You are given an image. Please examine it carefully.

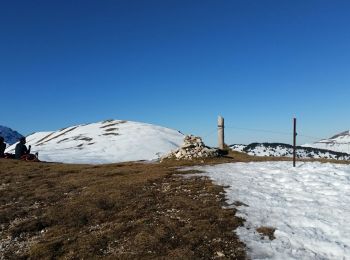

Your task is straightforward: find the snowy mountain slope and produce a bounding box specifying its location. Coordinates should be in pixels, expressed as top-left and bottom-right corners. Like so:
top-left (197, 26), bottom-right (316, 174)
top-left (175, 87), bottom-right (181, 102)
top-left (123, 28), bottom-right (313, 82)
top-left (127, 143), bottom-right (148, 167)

top-left (0, 125), bottom-right (23, 145)
top-left (6, 120), bottom-right (184, 164)
top-left (230, 142), bottom-right (350, 160)
top-left (303, 130), bottom-right (350, 154)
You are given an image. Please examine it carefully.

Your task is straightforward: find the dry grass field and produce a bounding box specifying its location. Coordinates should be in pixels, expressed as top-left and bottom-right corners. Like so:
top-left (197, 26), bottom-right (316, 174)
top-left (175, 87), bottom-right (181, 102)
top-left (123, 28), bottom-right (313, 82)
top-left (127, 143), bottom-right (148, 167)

top-left (0, 152), bottom-right (248, 259)
top-left (1, 151), bottom-right (348, 259)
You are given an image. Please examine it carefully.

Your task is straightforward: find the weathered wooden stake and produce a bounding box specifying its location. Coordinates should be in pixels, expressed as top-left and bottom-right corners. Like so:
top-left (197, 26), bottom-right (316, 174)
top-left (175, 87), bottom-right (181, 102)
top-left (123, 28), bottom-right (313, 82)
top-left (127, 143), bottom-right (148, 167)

top-left (218, 116), bottom-right (225, 150)
top-left (293, 117), bottom-right (297, 167)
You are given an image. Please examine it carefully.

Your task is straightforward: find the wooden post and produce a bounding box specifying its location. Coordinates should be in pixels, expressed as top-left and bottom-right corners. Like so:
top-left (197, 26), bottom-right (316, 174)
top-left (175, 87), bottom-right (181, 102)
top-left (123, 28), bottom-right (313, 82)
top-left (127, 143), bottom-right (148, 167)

top-left (218, 116), bottom-right (224, 150)
top-left (293, 117), bottom-right (297, 167)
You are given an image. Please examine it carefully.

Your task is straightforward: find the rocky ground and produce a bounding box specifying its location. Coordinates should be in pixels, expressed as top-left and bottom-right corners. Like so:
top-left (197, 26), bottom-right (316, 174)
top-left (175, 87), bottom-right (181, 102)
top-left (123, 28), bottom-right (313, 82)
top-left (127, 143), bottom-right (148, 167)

top-left (161, 135), bottom-right (219, 161)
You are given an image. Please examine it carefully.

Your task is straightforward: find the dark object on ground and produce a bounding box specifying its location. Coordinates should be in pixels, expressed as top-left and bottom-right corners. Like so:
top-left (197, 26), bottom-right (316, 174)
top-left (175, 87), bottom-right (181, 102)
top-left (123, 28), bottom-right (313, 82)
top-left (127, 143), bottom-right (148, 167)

top-left (218, 149), bottom-right (229, 156)
top-left (0, 136), bottom-right (5, 158)
top-left (3, 152), bottom-right (39, 162)
top-left (4, 153), bottom-right (15, 159)
top-left (21, 153), bottom-right (40, 162)
top-left (15, 138), bottom-right (31, 159)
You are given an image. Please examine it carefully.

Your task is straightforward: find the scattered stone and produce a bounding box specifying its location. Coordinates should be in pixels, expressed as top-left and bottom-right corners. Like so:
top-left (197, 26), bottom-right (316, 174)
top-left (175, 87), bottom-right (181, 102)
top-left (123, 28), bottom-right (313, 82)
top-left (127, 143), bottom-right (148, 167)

top-left (161, 135), bottom-right (219, 161)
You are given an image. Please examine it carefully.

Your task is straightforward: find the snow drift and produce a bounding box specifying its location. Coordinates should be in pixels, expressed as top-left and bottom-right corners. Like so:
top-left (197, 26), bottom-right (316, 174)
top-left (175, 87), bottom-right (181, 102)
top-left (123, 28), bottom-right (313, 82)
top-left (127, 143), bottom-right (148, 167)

top-left (6, 120), bottom-right (184, 164)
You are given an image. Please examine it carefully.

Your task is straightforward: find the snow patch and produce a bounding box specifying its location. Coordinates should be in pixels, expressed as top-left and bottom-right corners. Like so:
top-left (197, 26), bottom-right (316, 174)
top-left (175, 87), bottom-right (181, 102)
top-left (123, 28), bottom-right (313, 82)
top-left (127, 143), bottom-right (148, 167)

top-left (187, 161), bottom-right (350, 259)
top-left (231, 143), bottom-right (350, 161)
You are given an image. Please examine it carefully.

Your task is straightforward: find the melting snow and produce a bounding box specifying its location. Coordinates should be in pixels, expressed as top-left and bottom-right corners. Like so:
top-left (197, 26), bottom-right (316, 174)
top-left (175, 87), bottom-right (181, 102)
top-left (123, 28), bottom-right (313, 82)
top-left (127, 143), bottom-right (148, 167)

top-left (188, 161), bottom-right (350, 259)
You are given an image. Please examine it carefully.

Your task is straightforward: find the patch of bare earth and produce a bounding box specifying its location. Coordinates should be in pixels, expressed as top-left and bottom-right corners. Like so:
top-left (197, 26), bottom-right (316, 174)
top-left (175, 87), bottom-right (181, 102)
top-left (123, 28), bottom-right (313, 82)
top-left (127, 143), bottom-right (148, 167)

top-left (36, 127), bottom-right (79, 146)
top-left (256, 226), bottom-right (276, 240)
top-left (0, 155), bottom-right (247, 259)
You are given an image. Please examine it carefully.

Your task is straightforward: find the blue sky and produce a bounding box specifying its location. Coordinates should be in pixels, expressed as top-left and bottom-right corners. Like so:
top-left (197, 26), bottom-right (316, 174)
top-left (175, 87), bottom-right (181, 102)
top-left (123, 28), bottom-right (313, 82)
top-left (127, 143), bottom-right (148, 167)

top-left (1, 0), bottom-right (349, 146)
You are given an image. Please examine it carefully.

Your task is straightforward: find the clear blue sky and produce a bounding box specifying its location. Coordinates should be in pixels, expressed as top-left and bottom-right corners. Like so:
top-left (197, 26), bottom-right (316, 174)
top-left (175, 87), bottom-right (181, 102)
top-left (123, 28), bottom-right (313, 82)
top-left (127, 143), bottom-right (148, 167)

top-left (1, 0), bottom-right (349, 146)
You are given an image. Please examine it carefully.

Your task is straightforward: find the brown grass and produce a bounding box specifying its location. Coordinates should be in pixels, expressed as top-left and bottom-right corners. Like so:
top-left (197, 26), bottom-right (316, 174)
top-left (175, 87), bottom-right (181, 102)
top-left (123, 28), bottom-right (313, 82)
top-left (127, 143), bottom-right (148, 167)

top-left (101, 120), bottom-right (127, 125)
top-left (0, 157), bottom-right (247, 259)
top-left (102, 133), bottom-right (119, 136)
top-left (37, 127), bottom-right (79, 145)
top-left (100, 123), bottom-right (118, 129)
top-left (256, 226), bottom-right (276, 240)
top-left (56, 138), bottom-right (69, 144)
top-left (35, 133), bottom-right (55, 145)
top-left (104, 128), bottom-right (118, 132)
top-left (73, 136), bottom-right (93, 142)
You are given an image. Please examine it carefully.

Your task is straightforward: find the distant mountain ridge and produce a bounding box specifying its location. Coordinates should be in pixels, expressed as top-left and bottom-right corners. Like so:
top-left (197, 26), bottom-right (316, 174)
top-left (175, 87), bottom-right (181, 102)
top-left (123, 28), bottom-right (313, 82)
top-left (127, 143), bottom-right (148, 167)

top-left (6, 119), bottom-right (184, 164)
top-left (303, 130), bottom-right (350, 154)
top-left (329, 130), bottom-right (350, 140)
top-left (231, 142), bottom-right (350, 161)
top-left (0, 125), bottom-right (23, 145)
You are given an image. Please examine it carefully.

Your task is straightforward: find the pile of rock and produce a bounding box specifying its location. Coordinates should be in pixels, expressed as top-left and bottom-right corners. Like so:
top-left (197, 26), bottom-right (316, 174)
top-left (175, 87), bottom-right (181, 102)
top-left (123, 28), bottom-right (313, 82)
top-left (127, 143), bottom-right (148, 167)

top-left (161, 135), bottom-right (219, 161)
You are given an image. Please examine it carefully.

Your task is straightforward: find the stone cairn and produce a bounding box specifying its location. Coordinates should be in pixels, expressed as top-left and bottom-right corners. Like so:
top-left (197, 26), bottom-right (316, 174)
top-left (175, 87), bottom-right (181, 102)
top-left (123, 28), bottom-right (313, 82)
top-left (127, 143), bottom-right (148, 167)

top-left (161, 135), bottom-right (219, 161)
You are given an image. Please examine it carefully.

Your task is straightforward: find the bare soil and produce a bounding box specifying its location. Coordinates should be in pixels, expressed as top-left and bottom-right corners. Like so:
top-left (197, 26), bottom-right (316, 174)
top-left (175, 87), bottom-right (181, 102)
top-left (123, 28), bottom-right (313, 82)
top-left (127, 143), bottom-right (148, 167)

top-left (256, 227), bottom-right (276, 240)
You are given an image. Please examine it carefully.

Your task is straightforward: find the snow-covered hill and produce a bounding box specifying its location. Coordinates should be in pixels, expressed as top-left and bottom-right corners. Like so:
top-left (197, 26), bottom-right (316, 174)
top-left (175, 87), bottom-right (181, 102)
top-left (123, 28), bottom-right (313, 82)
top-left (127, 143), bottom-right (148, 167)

top-left (303, 130), bottom-right (350, 154)
top-left (6, 120), bottom-right (184, 164)
top-left (0, 126), bottom-right (23, 145)
top-left (231, 142), bottom-right (350, 160)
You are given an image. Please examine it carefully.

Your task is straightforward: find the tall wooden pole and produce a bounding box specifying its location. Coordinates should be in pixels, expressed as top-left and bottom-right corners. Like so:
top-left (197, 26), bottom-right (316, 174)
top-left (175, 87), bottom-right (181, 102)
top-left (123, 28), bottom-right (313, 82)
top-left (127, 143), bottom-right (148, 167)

top-left (218, 116), bottom-right (225, 150)
top-left (293, 117), bottom-right (297, 167)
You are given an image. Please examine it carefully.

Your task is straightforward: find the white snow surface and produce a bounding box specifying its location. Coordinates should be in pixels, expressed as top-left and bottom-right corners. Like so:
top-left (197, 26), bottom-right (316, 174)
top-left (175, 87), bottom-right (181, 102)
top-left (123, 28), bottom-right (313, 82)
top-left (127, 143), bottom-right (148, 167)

top-left (187, 161), bottom-right (350, 259)
top-left (6, 120), bottom-right (184, 164)
top-left (230, 143), bottom-right (350, 160)
top-left (304, 130), bottom-right (350, 154)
